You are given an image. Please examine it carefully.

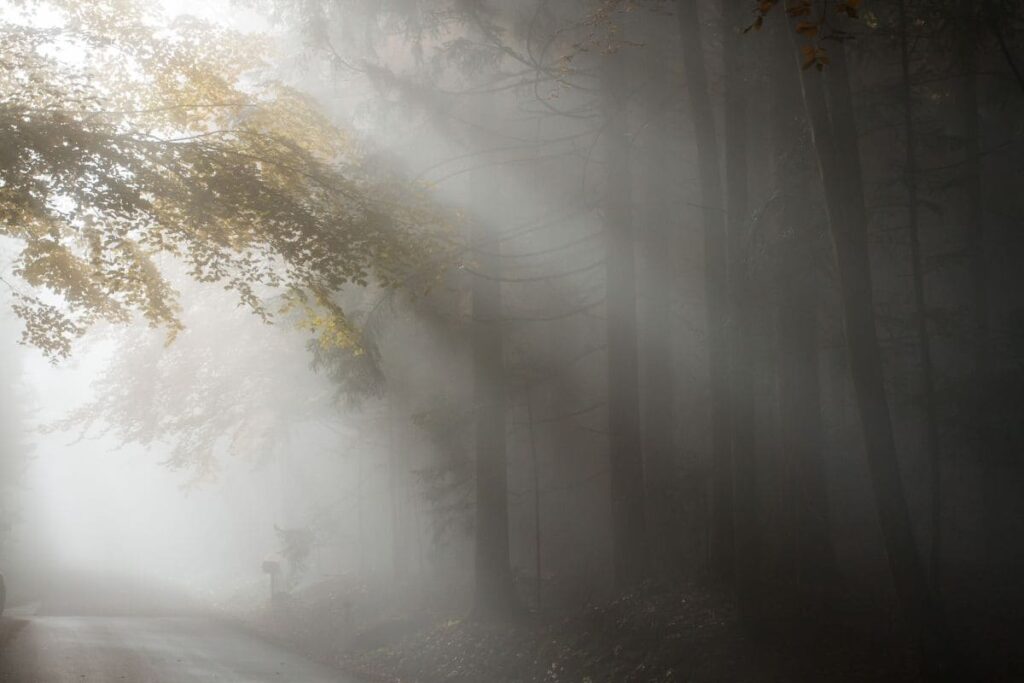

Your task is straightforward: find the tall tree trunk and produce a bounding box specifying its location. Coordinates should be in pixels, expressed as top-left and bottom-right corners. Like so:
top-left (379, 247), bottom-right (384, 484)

top-left (897, 0), bottom-right (943, 586)
top-left (720, 0), bottom-right (757, 617)
top-left (959, 3), bottom-right (989, 386)
top-left (788, 22), bottom-right (947, 674)
top-left (768, 17), bottom-right (836, 614)
top-left (525, 388), bottom-right (542, 610)
top-left (389, 397), bottom-right (407, 585)
top-left (470, 166), bottom-right (516, 617)
top-left (639, 58), bottom-right (680, 579)
top-left (676, 0), bottom-right (733, 582)
top-left (957, 0), bottom-right (1004, 602)
top-left (602, 50), bottom-right (648, 590)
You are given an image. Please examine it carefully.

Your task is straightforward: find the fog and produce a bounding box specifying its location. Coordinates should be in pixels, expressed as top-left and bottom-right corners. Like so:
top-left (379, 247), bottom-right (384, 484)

top-left (1, 1), bottom-right (1022, 681)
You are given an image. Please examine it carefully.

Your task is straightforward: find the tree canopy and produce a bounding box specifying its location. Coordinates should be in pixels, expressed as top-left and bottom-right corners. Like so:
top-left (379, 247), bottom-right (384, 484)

top-left (0, 0), bottom-right (448, 359)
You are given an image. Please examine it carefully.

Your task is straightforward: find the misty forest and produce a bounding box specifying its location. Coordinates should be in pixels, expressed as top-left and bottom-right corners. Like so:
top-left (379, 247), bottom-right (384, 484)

top-left (0, 0), bottom-right (1022, 681)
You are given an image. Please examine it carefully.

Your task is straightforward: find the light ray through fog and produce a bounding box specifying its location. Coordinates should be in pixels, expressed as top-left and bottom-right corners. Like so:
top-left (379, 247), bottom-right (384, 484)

top-left (1, 1), bottom-right (1022, 680)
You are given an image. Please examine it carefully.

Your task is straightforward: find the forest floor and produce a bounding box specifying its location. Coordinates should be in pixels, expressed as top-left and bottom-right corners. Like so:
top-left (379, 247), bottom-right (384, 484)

top-left (235, 577), bottom-right (948, 682)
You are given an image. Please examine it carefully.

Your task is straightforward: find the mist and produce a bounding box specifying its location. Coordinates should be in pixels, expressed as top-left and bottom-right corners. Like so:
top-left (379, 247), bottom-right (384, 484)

top-left (0, 1), bottom-right (1022, 681)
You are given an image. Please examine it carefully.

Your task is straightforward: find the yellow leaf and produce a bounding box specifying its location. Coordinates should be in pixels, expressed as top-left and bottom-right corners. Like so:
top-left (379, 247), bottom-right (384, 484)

top-left (796, 20), bottom-right (819, 37)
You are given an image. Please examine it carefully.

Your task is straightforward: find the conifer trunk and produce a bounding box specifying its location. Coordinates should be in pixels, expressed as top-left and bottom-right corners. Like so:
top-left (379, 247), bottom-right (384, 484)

top-left (639, 56), bottom-right (680, 578)
top-left (768, 17), bottom-right (836, 612)
top-left (470, 220), bottom-right (516, 615)
top-left (676, 0), bottom-right (733, 581)
top-left (602, 49), bottom-right (648, 590)
top-left (790, 26), bottom-right (948, 675)
top-left (469, 97), bottom-right (516, 615)
top-left (897, 0), bottom-right (942, 584)
top-left (720, 0), bottom-right (757, 618)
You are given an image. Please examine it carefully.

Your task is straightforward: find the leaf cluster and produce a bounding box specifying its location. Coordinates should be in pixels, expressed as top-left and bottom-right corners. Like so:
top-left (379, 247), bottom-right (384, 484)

top-left (0, 0), bottom-right (451, 359)
top-left (746, 0), bottom-right (871, 71)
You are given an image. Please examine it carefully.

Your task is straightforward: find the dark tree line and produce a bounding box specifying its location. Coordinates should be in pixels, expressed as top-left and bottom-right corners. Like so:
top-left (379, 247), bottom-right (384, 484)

top-left (229, 3), bottom-right (1024, 676)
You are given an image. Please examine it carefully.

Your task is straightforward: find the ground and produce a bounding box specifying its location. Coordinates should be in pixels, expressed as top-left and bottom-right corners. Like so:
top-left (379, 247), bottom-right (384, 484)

top-left (3, 572), bottom-right (1016, 681)
top-left (241, 579), bottom-right (934, 683)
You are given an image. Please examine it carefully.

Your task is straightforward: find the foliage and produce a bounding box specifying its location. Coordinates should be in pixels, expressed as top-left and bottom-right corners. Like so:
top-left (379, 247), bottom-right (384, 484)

top-left (746, 0), bottom-right (873, 70)
top-left (410, 396), bottom-right (474, 543)
top-left (0, 0), bottom-right (448, 360)
top-left (47, 292), bottom-right (339, 479)
top-left (304, 286), bottom-right (389, 409)
top-left (307, 332), bottom-right (386, 409)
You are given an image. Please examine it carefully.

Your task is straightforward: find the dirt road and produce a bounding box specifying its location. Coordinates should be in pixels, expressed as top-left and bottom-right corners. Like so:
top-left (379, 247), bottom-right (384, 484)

top-left (0, 616), bottom-right (363, 682)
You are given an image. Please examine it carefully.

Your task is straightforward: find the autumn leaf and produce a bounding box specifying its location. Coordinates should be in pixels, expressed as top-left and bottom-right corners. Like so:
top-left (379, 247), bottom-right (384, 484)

top-left (786, 0), bottom-right (812, 17)
top-left (800, 44), bottom-right (829, 71)
top-left (795, 20), bottom-right (819, 37)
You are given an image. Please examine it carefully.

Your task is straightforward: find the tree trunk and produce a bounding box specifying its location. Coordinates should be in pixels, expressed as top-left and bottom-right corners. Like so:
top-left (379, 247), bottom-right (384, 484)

top-left (525, 388), bottom-right (542, 610)
top-left (720, 0), bottom-right (757, 618)
top-left (389, 397), bottom-right (407, 585)
top-left (897, 0), bottom-right (943, 586)
top-left (639, 56), bottom-right (680, 579)
top-left (676, 0), bottom-right (733, 582)
top-left (959, 2), bottom-right (989, 385)
top-left (957, 0), bottom-right (1005, 608)
top-left (470, 182), bottom-right (516, 617)
top-left (768, 17), bottom-right (837, 613)
top-left (602, 50), bottom-right (648, 590)
top-left (789, 23), bottom-right (948, 674)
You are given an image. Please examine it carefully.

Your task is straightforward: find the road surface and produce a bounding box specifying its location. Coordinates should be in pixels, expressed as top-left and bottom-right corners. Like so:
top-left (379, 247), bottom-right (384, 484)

top-left (0, 616), bottom-right (364, 682)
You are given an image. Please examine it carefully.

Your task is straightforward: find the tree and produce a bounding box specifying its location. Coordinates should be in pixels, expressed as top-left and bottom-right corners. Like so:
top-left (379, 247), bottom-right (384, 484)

top-left (779, 11), bottom-right (951, 677)
top-left (50, 288), bottom-right (344, 480)
top-left (469, 206), bottom-right (517, 614)
top-left (0, 0), bottom-right (443, 360)
top-left (895, 0), bottom-right (942, 584)
top-left (0, 320), bottom-right (29, 555)
top-left (633, 21), bottom-right (682, 579)
top-left (767, 13), bottom-right (836, 615)
top-left (675, 0), bottom-right (733, 582)
top-left (720, 0), bottom-right (759, 618)
top-left (601, 40), bottom-right (648, 590)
